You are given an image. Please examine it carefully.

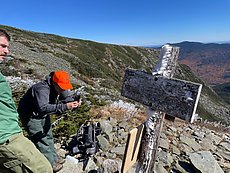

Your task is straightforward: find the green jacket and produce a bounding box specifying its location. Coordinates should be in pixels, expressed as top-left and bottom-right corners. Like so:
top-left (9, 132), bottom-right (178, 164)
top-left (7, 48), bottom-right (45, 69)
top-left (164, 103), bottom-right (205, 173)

top-left (0, 72), bottom-right (21, 144)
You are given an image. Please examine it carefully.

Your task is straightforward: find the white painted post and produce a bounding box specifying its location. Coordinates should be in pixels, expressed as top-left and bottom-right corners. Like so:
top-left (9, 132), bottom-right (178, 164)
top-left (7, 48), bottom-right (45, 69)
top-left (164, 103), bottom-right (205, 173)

top-left (137, 44), bottom-right (179, 173)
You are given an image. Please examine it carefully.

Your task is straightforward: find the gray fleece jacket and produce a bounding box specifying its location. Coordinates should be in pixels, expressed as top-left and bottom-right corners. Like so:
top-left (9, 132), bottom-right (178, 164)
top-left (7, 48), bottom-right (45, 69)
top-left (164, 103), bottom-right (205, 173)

top-left (18, 74), bottom-right (68, 119)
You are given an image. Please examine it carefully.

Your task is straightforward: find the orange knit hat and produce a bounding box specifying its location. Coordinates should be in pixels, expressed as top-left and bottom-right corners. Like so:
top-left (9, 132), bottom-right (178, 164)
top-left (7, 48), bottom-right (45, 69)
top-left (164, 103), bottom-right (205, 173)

top-left (52, 71), bottom-right (73, 90)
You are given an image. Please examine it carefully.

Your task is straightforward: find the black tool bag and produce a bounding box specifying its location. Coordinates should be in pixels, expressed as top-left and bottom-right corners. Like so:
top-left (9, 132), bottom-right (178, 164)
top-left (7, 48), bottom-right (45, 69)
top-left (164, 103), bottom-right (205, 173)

top-left (67, 121), bottom-right (101, 159)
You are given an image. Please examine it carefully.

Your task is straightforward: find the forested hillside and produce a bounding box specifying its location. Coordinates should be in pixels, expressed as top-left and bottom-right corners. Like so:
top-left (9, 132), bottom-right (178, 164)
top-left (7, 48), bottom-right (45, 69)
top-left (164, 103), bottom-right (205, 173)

top-left (174, 41), bottom-right (230, 85)
top-left (172, 41), bottom-right (230, 105)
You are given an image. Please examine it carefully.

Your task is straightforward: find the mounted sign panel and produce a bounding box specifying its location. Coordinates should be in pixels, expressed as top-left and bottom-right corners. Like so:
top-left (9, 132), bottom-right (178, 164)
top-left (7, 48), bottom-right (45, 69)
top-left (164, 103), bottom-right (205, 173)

top-left (121, 69), bottom-right (202, 122)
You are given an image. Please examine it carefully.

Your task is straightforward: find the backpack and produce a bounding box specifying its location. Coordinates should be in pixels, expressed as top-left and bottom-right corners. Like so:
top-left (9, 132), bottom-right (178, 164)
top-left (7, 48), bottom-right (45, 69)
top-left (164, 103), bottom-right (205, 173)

top-left (67, 121), bottom-right (101, 159)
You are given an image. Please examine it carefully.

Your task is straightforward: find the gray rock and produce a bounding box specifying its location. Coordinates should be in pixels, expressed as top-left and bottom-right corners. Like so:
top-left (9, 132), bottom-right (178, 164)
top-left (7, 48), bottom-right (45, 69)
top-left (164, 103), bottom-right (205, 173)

top-left (216, 149), bottom-right (230, 161)
top-left (206, 133), bottom-right (222, 145)
top-left (158, 138), bottom-right (170, 150)
top-left (180, 136), bottom-right (202, 151)
top-left (154, 161), bottom-right (168, 173)
top-left (97, 135), bottom-right (110, 151)
top-left (110, 146), bottom-right (126, 155)
top-left (100, 120), bottom-right (113, 135)
top-left (157, 149), bottom-right (174, 167)
top-left (172, 145), bottom-right (180, 156)
top-left (189, 151), bottom-right (224, 173)
top-left (217, 161), bottom-right (230, 172)
top-left (119, 121), bottom-right (129, 131)
top-left (102, 159), bottom-right (122, 173)
top-left (106, 132), bottom-right (117, 143)
top-left (200, 138), bottom-right (217, 151)
top-left (60, 156), bottom-right (98, 173)
top-left (180, 143), bottom-right (193, 154)
top-left (93, 155), bottom-right (104, 166)
top-left (192, 131), bottom-right (206, 139)
top-left (160, 132), bottom-right (168, 139)
top-left (167, 126), bottom-right (177, 133)
top-left (219, 141), bottom-right (230, 152)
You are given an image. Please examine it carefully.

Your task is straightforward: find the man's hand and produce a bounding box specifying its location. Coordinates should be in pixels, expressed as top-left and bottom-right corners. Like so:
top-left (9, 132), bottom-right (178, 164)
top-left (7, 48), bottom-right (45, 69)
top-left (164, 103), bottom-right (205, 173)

top-left (66, 100), bottom-right (81, 110)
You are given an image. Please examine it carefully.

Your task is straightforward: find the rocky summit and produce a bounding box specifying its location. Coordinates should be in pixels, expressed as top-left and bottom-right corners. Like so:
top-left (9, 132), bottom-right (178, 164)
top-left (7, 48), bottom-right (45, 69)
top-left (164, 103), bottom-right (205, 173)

top-left (55, 102), bottom-right (230, 173)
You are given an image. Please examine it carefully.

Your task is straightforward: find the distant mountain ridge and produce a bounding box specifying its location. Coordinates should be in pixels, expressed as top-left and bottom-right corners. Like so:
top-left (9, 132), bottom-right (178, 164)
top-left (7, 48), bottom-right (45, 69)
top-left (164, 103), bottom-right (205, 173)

top-left (173, 41), bottom-right (230, 85)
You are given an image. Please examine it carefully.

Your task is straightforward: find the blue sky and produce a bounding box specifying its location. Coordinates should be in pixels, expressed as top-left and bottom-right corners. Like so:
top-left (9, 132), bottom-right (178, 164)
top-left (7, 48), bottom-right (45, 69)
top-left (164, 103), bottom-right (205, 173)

top-left (1, 0), bottom-right (230, 46)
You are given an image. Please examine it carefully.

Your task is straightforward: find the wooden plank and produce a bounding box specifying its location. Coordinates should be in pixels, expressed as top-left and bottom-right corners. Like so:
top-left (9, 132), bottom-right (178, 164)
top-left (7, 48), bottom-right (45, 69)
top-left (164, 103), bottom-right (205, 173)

top-left (121, 69), bottom-right (202, 122)
top-left (121, 124), bottom-right (144, 173)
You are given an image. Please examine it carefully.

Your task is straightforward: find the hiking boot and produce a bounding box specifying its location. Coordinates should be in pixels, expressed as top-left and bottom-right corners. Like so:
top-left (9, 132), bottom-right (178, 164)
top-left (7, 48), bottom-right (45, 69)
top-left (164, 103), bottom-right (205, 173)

top-left (53, 162), bottom-right (63, 172)
top-left (56, 157), bottom-right (65, 164)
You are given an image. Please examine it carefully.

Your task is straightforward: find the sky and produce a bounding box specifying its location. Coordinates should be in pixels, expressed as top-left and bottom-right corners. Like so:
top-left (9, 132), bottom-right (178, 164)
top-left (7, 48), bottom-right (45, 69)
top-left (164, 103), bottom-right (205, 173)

top-left (1, 0), bottom-right (230, 46)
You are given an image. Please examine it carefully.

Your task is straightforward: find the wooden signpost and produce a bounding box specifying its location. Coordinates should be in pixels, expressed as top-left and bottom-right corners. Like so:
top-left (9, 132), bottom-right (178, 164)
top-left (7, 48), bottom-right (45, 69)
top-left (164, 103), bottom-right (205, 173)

top-left (122, 69), bottom-right (202, 122)
top-left (121, 44), bottom-right (202, 173)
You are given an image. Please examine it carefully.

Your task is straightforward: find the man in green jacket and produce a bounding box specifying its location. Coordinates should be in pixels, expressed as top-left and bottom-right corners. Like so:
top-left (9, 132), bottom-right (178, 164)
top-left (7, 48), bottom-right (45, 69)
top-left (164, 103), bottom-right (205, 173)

top-left (0, 29), bottom-right (53, 173)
